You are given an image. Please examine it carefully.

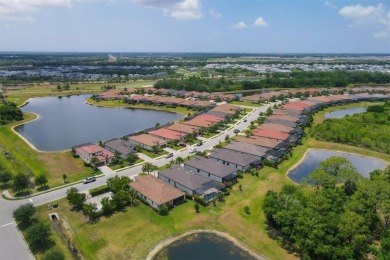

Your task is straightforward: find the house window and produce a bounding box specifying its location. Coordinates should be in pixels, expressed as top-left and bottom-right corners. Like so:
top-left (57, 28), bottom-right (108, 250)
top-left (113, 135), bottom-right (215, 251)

top-left (197, 169), bottom-right (200, 173)
top-left (227, 162), bottom-right (230, 166)
top-left (208, 173), bottom-right (210, 177)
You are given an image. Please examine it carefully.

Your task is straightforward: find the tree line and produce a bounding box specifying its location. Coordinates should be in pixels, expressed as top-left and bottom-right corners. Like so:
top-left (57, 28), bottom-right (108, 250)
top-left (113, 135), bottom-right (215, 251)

top-left (311, 102), bottom-right (390, 154)
top-left (263, 156), bottom-right (390, 259)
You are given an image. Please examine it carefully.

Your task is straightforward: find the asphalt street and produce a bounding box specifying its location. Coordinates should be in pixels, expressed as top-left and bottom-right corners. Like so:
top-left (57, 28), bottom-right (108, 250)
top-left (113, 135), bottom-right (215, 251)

top-left (0, 104), bottom-right (269, 259)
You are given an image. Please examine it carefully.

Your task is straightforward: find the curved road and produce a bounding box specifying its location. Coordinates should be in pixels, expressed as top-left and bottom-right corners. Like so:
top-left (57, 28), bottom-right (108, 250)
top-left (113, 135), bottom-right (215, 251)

top-left (0, 104), bottom-right (269, 259)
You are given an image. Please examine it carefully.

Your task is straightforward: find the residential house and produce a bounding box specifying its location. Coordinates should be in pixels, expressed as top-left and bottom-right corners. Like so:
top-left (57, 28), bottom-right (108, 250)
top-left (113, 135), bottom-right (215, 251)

top-left (158, 164), bottom-right (224, 201)
top-left (184, 157), bottom-right (238, 185)
top-left (166, 123), bottom-right (199, 135)
top-left (73, 144), bottom-right (115, 166)
top-left (209, 148), bottom-right (262, 171)
top-left (148, 128), bottom-right (185, 142)
top-left (104, 138), bottom-right (135, 159)
top-left (223, 141), bottom-right (268, 160)
top-left (129, 175), bottom-right (185, 210)
top-left (128, 134), bottom-right (167, 151)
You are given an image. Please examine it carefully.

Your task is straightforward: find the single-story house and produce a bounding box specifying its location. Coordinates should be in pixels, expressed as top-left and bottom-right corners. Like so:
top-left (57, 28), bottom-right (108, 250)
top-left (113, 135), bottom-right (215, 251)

top-left (73, 144), bottom-right (115, 166)
top-left (166, 123), bottom-right (200, 135)
top-left (104, 138), bottom-right (135, 159)
top-left (223, 141), bottom-right (268, 160)
top-left (252, 129), bottom-right (290, 141)
top-left (148, 128), bottom-right (185, 141)
top-left (129, 175), bottom-right (185, 210)
top-left (209, 148), bottom-right (262, 171)
top-left (128, 134), bottom-right (167, 151)
top-left (234, 136), bottom-right (283, 150)
top-left (158, 164), bottom-right (224, 201)
top-left (266, 118), bottom-right (298, 128)
top-left (184, 157), bottom-right (238, 186)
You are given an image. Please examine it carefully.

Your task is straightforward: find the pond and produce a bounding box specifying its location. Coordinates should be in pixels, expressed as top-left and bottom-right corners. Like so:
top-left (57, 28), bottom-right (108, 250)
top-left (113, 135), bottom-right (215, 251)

top-left (153, 233), bottom-right (256, 260)
top-left (324, 107), bottom-right (366, 118)
top-left (17, 95), bottom-right (183, 151)
top-left (288, 149), bottom-right (388, 183)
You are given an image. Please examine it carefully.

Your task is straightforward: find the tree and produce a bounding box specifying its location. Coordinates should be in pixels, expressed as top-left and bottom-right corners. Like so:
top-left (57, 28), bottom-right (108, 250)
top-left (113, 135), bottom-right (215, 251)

top-left (12, 173), bottom-right (29, 192)
top-left (101, 197), bottom-right (114, 215)
top-left (66, 187), bottom-right (86, 210)
top-left (194, 203), bottom-right (200, 213)
top-left (155, 122), bottom-right (160, 129)
top-left (142, 162), bottom-right (158, 175)
top-left (62, 174), bottom-right (67, 183)
top-left (90, 157), bottom-right (99, 169)
top-left (41, 249), bottom-right (65, 260)
top-left (175, 157), bottom-right (184, 164)
top-left (112, 190), bottom-right (128, 209)
top-left (107, 176), bottom-right (131, 193)
top-left (126, 189), bottom-right (138, 206)
top-left (13, 203), bottom-right (36, 225)
top-left (0, 170), bottom-right (12, 185)
top-left (35, 174), bottom-right (48, 188)
top-left (26, 222), bottom-right (52, 249)
top-left (83, 203), bottom-right (98, 221)
top-left (244, 206), bottom-right (251, 215)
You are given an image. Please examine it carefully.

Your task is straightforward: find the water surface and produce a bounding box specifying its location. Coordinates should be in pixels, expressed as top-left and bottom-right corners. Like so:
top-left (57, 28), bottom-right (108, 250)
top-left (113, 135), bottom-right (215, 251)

top-left (288, 149), bottom-right (388, 183)
top-left (154, 233), bottom-right (255, 260)
top-left (17, 95), bottom-right (183, 151)
top-left (324, 107), bottom-right (366, 119)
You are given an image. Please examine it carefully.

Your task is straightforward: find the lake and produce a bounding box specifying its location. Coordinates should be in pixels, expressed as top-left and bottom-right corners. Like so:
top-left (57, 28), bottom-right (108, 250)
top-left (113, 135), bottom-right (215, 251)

top-left (288, 149), bottom-right (388, 183)
top-left (153, 233), bottom-right (256, 260)
top-left (17, 95), bottom-right (183, 151)
top-left (324, 107), bottom-right (366, 118)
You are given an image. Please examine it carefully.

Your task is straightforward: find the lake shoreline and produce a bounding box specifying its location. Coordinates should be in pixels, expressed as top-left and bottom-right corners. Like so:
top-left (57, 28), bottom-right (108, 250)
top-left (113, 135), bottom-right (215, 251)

top-left (286, 148), bottom-right (389, 184)
top-left (146, 229), bottom-right (267, 260)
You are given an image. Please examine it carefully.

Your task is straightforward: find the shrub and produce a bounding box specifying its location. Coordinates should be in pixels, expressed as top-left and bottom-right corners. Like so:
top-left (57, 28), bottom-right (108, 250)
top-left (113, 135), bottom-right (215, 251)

top-left (159, 205), bottom-right (169, 216)
top-left (25, 222), bottom-right (52, 249)
top-left (13, 203), bottom-right (36, 226)
top-left (89, 185), bottom-right (110, 197)
top-left (194, 195), bottom-right (207, 206)
top-left (244, 206), bottom-right (251, 215)
top-left (41, 249), bottom-right (65, 260)
top-left (194, 203), bottom-right (200, 213)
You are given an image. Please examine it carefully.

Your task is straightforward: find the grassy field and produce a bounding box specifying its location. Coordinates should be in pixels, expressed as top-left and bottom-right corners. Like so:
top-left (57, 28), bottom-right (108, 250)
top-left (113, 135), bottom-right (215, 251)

top-left (230, 100), bottom-right (262, 107)
top-left (5, 81), bottom-right (155, 106)
top-left (86, 98), bottom-right (195, 116)
top-left (0, 113), bottom-right (92, 192)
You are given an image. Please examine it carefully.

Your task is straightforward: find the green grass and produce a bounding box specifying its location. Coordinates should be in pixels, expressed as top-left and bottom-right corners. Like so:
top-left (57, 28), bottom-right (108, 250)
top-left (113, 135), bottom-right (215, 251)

top-left (230, 101), bottom-right (263, 107)
top-left (108, 159), bottom-right (144, 170)
top-left (87, 98), bottom-right (196, 116)
top-left (202, 132), bottom-right (220, 139)
top-left (140, 149), bottom-right (168, 159)
top-left (0, 113), bottom-right (91, 192)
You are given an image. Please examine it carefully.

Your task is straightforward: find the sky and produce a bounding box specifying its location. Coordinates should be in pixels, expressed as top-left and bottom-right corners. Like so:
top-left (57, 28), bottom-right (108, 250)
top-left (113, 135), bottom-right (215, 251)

top-left (0, 0), bottom-right (389, 53)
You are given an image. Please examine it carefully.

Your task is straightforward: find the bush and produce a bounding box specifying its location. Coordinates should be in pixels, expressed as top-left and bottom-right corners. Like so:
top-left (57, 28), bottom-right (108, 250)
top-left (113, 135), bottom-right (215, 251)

top-left (194, 203), bottom-right (200, 213)
top-left (83, 162), bottom-right (90, 167)
top-left (194, 195), bottom-right (207, 206)
top-left (244, 206), bottom-right (251, 215)
top-left (13, 203), bottom-right (36, 226)
top-left (25, 222), bottom-right (52, 249)
top-left (159, 205), bottom-right (169, 216)
top-left (89, 185), bottom-right (110, 197)
top-left (41, 249), bottom-right (65, 260)
top-left (367, 105), bottom-right (385, 113)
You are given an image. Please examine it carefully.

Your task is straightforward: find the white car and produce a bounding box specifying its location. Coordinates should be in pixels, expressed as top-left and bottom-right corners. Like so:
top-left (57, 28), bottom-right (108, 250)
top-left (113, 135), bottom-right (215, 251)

top-left (83, 176), bottom-right (96, 184)
top-left (189, 147), bottom-right (197, 154)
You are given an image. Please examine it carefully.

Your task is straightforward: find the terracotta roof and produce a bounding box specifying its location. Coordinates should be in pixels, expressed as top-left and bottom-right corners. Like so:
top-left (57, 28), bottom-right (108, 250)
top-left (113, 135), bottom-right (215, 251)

top-left (98, 89), bottom-right (124, 99)
top-left (257, 123), bottom-right (294, 133)
top-left (75, 144), bottom-right (114, 159)
top-left (252, 129), bottom-right (290, 141)
top-left (148, 128), bottom-right (185, 141)
top-left (166, 123), bottom-right (199, 134)
top-left (130, 175), bottom-right (185, 206)
top-left (128, 134), bottom-right (167, 147)
top-left (194, 113), bottom-right (223, 123)
top-left (267, 114), bottom-right (299, 122)
top-left (282, 102), bottom-right (311, 111)
top-left (235, 136), bottom-right (282, 149)
top-left (182, 118), bottom-right (214, 128)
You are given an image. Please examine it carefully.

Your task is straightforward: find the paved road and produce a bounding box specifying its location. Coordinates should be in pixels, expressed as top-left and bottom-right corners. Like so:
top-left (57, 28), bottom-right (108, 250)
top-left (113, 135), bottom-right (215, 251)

top-left (0, 104), bottom-right (269, 259)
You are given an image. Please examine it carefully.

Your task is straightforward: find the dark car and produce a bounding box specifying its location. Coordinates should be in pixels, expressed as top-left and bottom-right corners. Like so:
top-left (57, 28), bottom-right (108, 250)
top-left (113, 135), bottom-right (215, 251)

top-left (197, 141), bottom-right (203, 146)
top-left (83, 176), bottom-right (96, 184)
top-left (243, 119), bottom-right (247, 122)
top-left (165, 153), bottom-right (174, 159)
top-left (233, 129), bottom-right (240, 134)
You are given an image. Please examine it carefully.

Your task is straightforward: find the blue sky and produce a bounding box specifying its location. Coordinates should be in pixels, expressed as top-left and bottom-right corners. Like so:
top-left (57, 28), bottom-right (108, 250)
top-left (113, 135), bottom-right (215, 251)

top-left (0, 0), bottom-right (389, 53)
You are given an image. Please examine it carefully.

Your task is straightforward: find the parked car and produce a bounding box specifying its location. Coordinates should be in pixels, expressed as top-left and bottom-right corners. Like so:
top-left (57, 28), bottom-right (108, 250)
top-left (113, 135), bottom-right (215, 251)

top-left (178, 142), bottom-right (186, 147)
top-left (196, 141), bottom-right (203, 146)
top-left (83, 176), bottom-right (96, 184)
top-left (233, 129), bottom-right (240, 134)
top-left (165, 153), bottom-right (174, 159)
top-left (243, 119), bottom-right (247, 122)
top-left (189, 147), bottom-right (197, 154)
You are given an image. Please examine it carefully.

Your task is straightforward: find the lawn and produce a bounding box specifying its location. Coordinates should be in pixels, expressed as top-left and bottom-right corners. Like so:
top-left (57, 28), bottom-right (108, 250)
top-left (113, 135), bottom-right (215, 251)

top-left (230, 101), bottom-right (263, 107)
top-left (108, 159), bottom-right (144, 170)
top-left (0, 113), bottom-right (92, 192)
top-left (140, 149), bottom-right (168, 159)
top-left (87, 98), bottom-right (196, 116)
top-left (5, 81), bottom-right (156, 106)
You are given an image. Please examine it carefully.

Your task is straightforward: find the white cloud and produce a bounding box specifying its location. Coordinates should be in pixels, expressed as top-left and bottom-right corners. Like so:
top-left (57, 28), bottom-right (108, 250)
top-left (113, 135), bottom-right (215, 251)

top-left (339, 3), bottom-right (390, 39)
top-left (231, 21), bottom-right (247, 30)
top-left (133, 0), bottom-right (202, 20)
top-left (253, 16), bottom-right (268, 28)
top-left (324, 1), bottom-right (337, 9)
top-left (0, 0), bottom-right (72, 20)
top-left (209, 9), bottom-right (221, 19)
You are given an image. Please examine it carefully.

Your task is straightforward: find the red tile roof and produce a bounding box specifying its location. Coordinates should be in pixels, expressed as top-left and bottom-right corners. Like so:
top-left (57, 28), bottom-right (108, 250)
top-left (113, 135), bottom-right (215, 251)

top-left (195, 113), bottom-right (224, 123)
top-left (257, 123), bottom-right (294, 133)
top-left (148, 128), bottom-right (185, 141)
top-left (75, 144), bottom-right (114, 160)
top-left (167, 123), bottom-right (199, 134)
top-left (128, 134), bottom-right (167, 147)
top-left (252, 129), bottom-right (290, 140)
top-left (130, 175), bottom-right (185, 206)
top-left (235, 136), bottom-right (282, 148)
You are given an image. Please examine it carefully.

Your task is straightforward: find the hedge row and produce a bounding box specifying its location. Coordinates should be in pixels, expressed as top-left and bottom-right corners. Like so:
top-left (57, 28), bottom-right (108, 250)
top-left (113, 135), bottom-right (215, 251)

top-left (89, 185), bottom-right (110, 197)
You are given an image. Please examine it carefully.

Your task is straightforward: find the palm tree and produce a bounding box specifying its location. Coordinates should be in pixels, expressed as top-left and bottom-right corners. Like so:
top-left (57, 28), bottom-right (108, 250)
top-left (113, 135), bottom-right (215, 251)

top-left (142, 162), bottom-right (158, 175)
top-left (90, 157), bottom-right (99, 170)
top-left (126, 189), bottom-right (138, 206)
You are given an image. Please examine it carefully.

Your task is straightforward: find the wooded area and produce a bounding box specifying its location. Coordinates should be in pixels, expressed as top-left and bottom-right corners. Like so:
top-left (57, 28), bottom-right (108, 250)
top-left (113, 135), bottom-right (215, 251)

top-left (311, 103), bottom-right (390, 154)
top-left (262, 157), bottom-right (390, 259)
